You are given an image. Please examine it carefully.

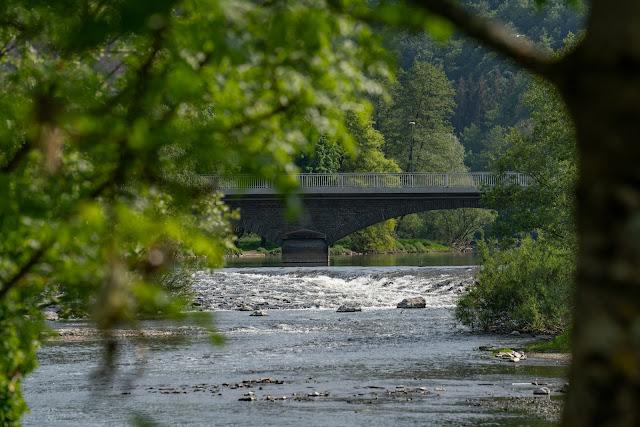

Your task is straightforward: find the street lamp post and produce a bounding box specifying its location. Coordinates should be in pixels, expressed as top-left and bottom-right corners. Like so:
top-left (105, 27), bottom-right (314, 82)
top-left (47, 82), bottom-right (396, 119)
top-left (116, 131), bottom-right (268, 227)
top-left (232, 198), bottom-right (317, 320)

top-left (409, 121), bottom-right (416, 173)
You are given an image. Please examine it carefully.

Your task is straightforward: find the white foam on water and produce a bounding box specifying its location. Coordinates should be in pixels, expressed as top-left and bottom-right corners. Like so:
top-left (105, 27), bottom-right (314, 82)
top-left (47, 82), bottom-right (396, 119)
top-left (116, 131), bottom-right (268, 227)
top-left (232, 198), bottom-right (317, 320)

top-left (193, 266), bottom-right (476, 310)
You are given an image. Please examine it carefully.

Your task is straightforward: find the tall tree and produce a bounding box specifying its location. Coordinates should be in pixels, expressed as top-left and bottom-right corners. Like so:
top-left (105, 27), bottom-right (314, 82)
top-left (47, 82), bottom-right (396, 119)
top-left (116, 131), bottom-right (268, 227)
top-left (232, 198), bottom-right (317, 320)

top-left (456, 79), bottom-right (576, 333)
top-left (379, 61), bottom-right (464, 172)
top-left (298, 107), bottom-right (401, 253)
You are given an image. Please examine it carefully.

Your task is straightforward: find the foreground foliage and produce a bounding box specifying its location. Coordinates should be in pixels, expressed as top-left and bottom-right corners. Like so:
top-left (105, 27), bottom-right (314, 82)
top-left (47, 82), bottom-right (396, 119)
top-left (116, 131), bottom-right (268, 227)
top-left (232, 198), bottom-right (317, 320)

top-left (0, 0), bottom-right (390, 422)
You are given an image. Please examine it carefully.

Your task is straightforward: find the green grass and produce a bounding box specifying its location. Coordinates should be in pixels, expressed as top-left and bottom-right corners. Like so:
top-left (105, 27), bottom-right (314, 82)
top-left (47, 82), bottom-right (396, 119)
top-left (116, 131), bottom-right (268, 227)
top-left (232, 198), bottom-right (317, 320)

top-left (490, 347), bottom-right (513, 356)
top-left (527, 329), bottom-right (572, 353)
top-left (395, 239), bottom-right (452, 252)
top-left (330, 238), bottom-right (452, 254)
top-left (329, 244), bottom-right (350, 255)
top-left (235, 235), bottom-right (280, 252)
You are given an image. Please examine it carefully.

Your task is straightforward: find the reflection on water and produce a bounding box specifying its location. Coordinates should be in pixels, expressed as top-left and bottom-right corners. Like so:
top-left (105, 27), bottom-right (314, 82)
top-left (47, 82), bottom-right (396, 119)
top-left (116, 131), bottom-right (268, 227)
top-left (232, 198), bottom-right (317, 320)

top-left (224, 251), bottom-right (477, 268)
top-left (332, 252), bottom-right (477, 267)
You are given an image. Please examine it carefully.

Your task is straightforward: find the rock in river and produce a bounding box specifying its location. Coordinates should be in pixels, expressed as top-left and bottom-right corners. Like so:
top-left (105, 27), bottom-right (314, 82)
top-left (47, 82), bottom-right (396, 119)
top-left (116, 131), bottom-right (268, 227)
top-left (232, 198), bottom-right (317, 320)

top-left (396, 297), bottom-right (426, 309)
top-left (534, 387), bottom-right (551, 395)
top-left (337, 305), bottom-right (361, 312)
top-left (250, 310), bottom-right (268, 316)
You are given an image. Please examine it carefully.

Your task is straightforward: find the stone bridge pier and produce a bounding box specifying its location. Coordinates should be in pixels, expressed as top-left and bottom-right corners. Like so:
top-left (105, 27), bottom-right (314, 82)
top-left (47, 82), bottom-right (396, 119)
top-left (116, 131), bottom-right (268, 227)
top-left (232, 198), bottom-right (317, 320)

top-left (224, 192), bottom-right (482, 266)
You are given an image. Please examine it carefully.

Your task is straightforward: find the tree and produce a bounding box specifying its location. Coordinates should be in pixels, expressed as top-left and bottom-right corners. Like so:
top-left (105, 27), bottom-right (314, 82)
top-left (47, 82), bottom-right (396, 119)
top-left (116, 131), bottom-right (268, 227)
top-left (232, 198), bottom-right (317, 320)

top-left (347, 217), bottom-right (398, 253)
top-left (380, 61), bottom-right (464, 172)
top-left (486, 79), bottom-right (576, 246)
top-left (0, 1), bottom-right (392, 421)
top-left (368, 0), bottom-right (640, 423)
top-left (296, 136), bottom-right (343, 173)
top-left (374, 58), bottom-right (477, 244)
top-left (339, 108), bottom-right (400, 173)
top-left (332, 107), bottom-right (402, 253)
top-left (456, 79), bottom-right (576, 334)
top-left (426, 208), bottom-right (497, 247)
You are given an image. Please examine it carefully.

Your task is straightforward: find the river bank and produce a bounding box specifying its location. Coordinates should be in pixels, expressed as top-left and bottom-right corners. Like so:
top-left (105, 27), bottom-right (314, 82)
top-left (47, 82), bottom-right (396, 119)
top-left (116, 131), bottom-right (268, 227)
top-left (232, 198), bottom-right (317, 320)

top-left (231, 236), bottom-right (463, 258)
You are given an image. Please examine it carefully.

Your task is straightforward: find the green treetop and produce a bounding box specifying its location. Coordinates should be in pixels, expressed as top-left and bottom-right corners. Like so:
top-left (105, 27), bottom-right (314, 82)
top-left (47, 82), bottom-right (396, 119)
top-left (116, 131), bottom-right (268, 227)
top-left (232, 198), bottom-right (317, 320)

top-left (376, 61), bottom-right (465, 172)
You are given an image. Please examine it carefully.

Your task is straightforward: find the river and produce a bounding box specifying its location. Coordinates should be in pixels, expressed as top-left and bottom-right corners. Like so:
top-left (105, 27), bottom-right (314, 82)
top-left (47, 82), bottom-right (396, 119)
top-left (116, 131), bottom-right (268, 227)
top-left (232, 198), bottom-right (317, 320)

top-left (23, 253), bottom-right (568, 426)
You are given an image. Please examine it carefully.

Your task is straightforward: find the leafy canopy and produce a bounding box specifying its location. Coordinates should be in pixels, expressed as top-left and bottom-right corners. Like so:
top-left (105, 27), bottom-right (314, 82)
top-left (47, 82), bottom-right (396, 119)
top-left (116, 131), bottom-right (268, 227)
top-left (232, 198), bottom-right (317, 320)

top-left (0, 0), bottom-right (392, 422)
top-left (456, 80), bottom-right (577, 333)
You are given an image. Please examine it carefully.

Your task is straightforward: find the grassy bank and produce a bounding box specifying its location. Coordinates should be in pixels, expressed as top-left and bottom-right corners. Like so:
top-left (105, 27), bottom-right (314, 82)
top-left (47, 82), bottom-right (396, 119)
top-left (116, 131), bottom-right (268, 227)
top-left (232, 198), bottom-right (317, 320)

top-left (527, 329), bottom-right (572, 353)
top-left (230, 235), bottom-right (281, 255)
top-left (393, 239), bottom-right (452, 253)
top-left (331, 238), bottom-right (453, 254)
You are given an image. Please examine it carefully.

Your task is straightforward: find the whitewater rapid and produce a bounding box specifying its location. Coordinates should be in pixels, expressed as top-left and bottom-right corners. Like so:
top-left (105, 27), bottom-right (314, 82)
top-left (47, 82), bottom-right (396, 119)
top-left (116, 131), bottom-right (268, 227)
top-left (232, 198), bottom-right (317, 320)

top-left (192, 266), bottom-right (476, 310)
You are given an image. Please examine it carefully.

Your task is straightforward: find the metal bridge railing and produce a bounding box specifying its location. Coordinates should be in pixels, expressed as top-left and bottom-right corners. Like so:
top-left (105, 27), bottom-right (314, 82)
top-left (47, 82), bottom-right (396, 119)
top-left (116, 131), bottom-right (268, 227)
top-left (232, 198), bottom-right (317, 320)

top-left (199, 172), bottom-right (530, 190)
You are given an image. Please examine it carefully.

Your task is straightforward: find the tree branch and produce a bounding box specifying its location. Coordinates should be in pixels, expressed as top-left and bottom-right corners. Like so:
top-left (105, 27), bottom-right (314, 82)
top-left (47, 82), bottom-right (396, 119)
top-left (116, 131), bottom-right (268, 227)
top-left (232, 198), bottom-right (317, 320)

top-left (407, 0), bottom-right (554, 77)
top-left (0, 169), bottom-right (120, 302)
top-left (1, 140), bottom-right (34, 173)
top-left (0, 244), bottom-right (49, 300)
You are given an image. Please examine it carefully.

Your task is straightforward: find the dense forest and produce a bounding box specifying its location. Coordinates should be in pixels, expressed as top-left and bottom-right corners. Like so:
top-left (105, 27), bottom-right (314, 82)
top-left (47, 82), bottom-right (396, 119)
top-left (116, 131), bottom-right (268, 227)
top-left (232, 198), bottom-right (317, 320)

top-left (385, 0), bottom-right (585, 171)
top-left (294, 0), bottom-right (585, 252)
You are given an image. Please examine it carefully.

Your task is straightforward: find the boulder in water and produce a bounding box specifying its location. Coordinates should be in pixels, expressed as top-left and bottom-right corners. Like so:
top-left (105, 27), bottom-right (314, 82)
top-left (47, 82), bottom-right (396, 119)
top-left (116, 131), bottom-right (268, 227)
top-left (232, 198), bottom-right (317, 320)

top-left (250, 310), bottom-right (268, 316)
top-left (534, 387), bottom-right (551, 395)
top-left (337, 305), bottom-right (361, 312)
top-left (396, 297), bottom-right (426, 309)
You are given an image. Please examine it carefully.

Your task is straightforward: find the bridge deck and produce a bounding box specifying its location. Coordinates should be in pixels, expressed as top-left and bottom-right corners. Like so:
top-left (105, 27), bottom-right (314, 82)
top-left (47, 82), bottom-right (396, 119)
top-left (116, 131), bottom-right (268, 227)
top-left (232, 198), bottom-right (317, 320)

top-left (202, 172), bottom-right (528, 195)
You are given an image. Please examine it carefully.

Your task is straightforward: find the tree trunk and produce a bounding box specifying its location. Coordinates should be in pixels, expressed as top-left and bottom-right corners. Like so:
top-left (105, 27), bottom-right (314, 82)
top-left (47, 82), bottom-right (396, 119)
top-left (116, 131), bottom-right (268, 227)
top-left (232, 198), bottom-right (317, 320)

top-left (557, 1), bottom-right (640, 423)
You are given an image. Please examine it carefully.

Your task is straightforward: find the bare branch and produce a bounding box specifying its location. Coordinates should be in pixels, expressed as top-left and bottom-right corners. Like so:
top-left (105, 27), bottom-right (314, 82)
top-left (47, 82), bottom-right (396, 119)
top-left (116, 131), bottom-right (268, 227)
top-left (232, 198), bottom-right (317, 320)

top-left (407, 0), bottom-right (554, 77)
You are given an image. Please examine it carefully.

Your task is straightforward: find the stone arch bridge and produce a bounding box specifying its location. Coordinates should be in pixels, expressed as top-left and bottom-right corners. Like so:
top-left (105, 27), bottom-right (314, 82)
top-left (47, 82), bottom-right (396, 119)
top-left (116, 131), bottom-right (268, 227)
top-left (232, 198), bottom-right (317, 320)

top-left (205, 172), bottom-right (528, 266)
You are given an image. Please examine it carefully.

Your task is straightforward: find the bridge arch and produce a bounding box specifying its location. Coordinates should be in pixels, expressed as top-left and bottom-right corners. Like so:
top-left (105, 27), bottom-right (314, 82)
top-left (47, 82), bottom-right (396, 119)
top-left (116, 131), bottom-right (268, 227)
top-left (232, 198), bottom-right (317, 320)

top-left (225, 193), bottom-right (482, 265)
top-left (214, 172), bottom-right (525, 265)
top-left (232, 196), bottom-right (481, 245)
top-left (323, 196), bottom-right (481, 244)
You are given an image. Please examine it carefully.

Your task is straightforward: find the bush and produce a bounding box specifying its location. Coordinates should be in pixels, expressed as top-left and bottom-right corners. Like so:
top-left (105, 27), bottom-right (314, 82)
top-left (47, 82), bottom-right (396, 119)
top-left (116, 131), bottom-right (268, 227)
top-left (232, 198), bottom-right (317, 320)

top-left (455, 236), bottom-right (574, 333)
top-left (330, 245), bottom-right (348, 255)
top-left (349, 220), bottom-right (397, 253)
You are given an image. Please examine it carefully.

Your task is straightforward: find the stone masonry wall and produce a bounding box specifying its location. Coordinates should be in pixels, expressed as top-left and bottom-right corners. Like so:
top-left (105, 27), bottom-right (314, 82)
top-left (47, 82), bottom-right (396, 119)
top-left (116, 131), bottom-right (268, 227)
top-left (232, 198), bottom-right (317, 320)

top-left (225, 194), bottom-right (482, 245)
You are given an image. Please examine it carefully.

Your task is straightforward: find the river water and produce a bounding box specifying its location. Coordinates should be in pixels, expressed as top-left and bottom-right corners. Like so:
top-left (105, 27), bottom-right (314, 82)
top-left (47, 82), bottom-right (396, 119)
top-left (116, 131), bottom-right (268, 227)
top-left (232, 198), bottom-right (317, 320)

top-left (23, 254), bottom-right (568, 426)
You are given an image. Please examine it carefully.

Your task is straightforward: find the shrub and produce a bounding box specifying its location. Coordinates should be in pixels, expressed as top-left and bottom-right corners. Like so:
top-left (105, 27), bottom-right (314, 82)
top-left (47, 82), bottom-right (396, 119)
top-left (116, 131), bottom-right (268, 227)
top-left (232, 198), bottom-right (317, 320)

top-left (455, 235), bottom-right (574, 333)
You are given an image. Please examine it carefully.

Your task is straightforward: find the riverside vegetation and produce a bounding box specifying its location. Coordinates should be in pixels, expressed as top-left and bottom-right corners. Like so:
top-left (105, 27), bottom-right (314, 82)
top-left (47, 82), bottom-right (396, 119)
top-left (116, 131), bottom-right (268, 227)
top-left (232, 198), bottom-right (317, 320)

top-left (230, 233), bottom-right (453, 256)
